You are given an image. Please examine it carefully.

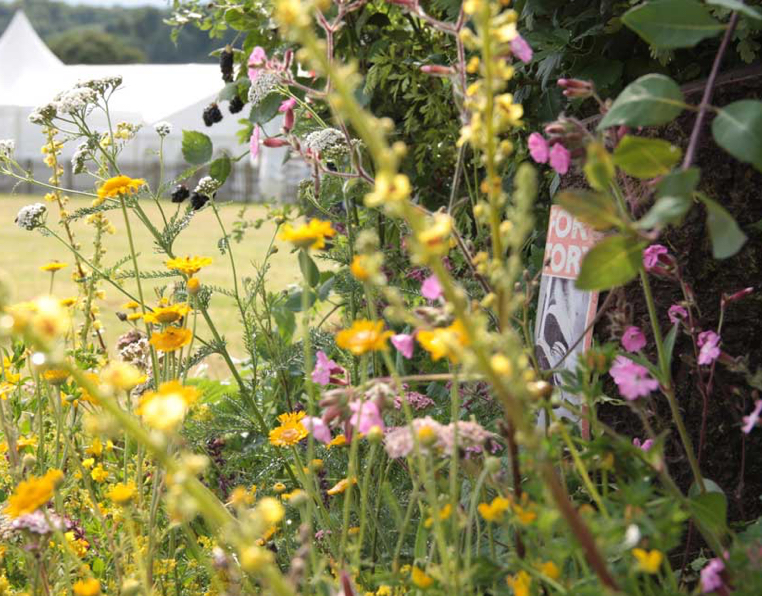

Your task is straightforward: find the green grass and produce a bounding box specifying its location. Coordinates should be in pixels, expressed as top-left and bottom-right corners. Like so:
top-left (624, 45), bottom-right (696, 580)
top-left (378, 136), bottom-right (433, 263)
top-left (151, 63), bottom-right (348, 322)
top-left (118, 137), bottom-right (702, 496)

top-left (0, 195), bottom-right (301, 376)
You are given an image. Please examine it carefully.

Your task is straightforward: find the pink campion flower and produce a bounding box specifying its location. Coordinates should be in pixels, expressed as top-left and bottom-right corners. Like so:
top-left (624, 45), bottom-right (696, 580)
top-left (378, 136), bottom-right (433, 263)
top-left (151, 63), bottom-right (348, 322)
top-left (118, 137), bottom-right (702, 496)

top-left (700, 558), bottom-right (725, 593)
top-left (311, 350), bottom-right (345, 386)
top-left (248, 46), bottom-right (267, 80)
top-left (510, 34), bottom-right (533, 63)
top-left (609, 356), bottom-right (660, 400)
top-left (391, 334), bottom-right (414, 359)
top-left (549, 143), bottom-right (571, 175)
top-left (621, 326), bottom-right (646, 352)
top-left (279, 98), bottom-right (297, 112)
top-left (421, 274), bottom-right (443, 301)
top-left (643, 244), bottom-right (669, 271)
top-left (303, 416), bottom-right (332, 444)
top-left (697, 330), bottom-right (721, 366)
top-left (668, 304), bottom-right (688, 325)
top-left (742, 400), bottom-right (762, 434)
top-left (348, 400), bottom-right (384, 434)
top-left (249, 126), bottom-right (260, 160)
top-left (528, 132), bottom-right (549, 164)
top-left (633, 437), bottom-right (654, 451)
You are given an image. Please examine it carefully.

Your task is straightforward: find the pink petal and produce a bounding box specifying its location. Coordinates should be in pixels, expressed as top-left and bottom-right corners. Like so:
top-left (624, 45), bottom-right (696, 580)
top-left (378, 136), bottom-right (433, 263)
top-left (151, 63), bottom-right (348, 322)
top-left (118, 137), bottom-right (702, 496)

top-left (248, 46), bottom-right (267, 67)
top-left (510, 34), bottom-right (533, 64)
top-left (279, 98), bottom-right (297, 112)
top-left (303, 416), bottom-right (332, 444)
top-left (250, 126), bottom-right (260, 160)
top-left (549, 143), bottom-right (571, 175)
top-left (421, 274), bottom-right (443, 301)
top-left (621, 326), bottom-right (646, 352)
top-left (528, 132), bottom-right (549, 164)
top-left (391, 334), bottom-right (414, 359)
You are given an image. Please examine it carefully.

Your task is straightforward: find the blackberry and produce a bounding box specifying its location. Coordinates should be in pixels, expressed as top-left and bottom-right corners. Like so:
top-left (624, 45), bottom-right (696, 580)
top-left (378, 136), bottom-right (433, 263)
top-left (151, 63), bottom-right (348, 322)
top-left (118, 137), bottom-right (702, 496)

top-left (171, 184), bottom-right (190, 204)
top-left (190, 192), bottom-right (209, 210)
top-left (220, 48), bottom-right (234, 83)
top-left (202, 103), bottom-right (223, 127)
top-left (229, 94), bottom-right (245, 114)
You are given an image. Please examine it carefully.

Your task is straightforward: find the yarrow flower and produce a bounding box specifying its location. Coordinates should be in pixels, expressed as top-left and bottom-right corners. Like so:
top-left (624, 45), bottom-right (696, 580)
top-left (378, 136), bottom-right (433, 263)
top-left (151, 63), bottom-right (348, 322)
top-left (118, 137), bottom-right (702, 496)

top-left (668, 304), bottom-right (688, 325)
top-left (279, 219), bottom-right (336, 250)
top-left (394, 390), bottom-right (435, 411)
top-left (194, 176), bottom-right (221, 197)
top-left (0, 139), bottom-right (14, 159)
top-left (303, 128), bottom-right (347, 160)
top-left (5, 469), bottom-right (64, 518)
top-left (10, 510), bottom-right (64, 535)
top-left (621, 326), bottom-right (646, 352)
top-left (742, 399), bottom-right (762, 434)
top-left (15, 203), bottom-right (47, 230)
top-left (154, 121), bottom-right (173, 137)
top-left (248, 71), bottom-right (279, 106)
top-left (269, 411), bottom-right (308, 447)
top-left (53, 86), bottom-right (98, 115)
top-left (609, 356), bottom-right (659, 400)
top-left (697, 330), bottom-right (721, 366)
top-left (336, 319), bottom-right (393, 355)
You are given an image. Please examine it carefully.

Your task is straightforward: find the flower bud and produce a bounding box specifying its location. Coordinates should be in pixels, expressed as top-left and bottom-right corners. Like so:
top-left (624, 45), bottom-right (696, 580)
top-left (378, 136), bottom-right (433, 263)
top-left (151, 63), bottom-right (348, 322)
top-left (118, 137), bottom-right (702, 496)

top-left (263, 137), bottom-right (289, 148)
top-left (187, 277), bottom-right (201, 295)
top-left (557, 78), bottom-right (594, 99)
top-left (421, 65), bottom-right (456, 76)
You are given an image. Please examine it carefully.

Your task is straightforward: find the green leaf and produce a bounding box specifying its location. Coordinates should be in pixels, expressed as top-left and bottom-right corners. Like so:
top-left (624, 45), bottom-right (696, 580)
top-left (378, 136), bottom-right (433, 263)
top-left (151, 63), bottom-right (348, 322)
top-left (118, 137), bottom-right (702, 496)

top-left (613, 136), bottom-right (682, 179)
top-left (209, 155), bottom-right (232, 185)
top-left (317, 273), bottom-right (336, 302)
top-left (637, 196), bottom-right (692, 229)
top-left (711, 100), bottom-right (762, 172)
top-left (576, 235), bottom-right (646, 291)
top-left (706, 0), bottom-right (762, 20)
top-left (249, 92), bottom-right (283, 126)
top-left (298, 250), bottom-right (320, 288)
top-left (285, 289), bottom-right (317, 312)
top-left (700, 196), bottom-right (747, 258)
top-left (623, 0), bottom-right (724, 49)
top-left (182, 130), bottom-right (213, 165)
top-left (689, 480), bottom-right (728, 537)
top-left (664, 323), bottom-right (679, 369)
top-left (656, 167), bottom-right (700, 199)
top-left (557, 190), bottom-right (622, 231)
top-left (598, 74), bottom-right (685, 129)
top-left (583, 142), bottom-right (616, 191)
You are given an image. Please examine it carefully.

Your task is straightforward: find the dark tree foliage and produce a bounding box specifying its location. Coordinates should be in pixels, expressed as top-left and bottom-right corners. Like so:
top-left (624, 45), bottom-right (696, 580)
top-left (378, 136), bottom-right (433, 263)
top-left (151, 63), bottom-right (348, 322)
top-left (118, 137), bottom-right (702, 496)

top-left (48, 29), bottom-right (147, 64)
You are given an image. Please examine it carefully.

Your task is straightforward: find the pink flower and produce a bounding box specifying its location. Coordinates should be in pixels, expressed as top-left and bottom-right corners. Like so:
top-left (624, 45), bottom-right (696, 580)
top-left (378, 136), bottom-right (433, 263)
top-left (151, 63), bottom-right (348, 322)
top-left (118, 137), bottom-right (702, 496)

top-left (510, 34), bottom-right (533, 63)
top-left (394, 391), bottom-right (435, 411)
top-left (609, 356), bottom-right (659, 400)
top-left (668, 304), bottom-right (688, 325)
top-left (742, 400), bottom-right (762, 434)
top-left (421, 274), bottom-right (443, 301)
top-left (349, 400), bottom-right (384, 434)
top-left (250, 126), bottom-right (260, 160)
top-left (391, 334), bottom-right (414, 359)
top-left (633, 437), bottom-right (654, 451)
top-left (279, 98), bottom-right (297, 112)
top-left (248, 46), bottom-right (267, 80)
top-left (643, 244), bottom-right (669, 271)
top-left (303, 416), bottom-right (332, 444)
top-left (528, 132), bottom-right (549, 164)
top-left (311, 350), bottom-right (345, 386)
top-left (697, 330), bottom-right (721, 366)
top-left (700, 558), bottom-right (725, 593)
top-left (621, 326), bottom-right (646, 352)
top-left (549, 143), bottom-right (571, 175)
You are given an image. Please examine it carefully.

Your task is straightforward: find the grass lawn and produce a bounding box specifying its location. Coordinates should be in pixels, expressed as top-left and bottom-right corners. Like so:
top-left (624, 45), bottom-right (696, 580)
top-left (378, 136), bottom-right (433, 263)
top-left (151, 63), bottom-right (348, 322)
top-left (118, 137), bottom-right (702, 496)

top-left (0, 194), bottom-right (302, 376)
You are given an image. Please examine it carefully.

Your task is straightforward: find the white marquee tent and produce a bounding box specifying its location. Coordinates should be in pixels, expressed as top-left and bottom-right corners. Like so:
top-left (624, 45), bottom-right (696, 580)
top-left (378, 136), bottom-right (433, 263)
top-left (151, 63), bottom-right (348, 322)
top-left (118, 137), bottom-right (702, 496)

top-left (0, 11), bottom-right (304, 201)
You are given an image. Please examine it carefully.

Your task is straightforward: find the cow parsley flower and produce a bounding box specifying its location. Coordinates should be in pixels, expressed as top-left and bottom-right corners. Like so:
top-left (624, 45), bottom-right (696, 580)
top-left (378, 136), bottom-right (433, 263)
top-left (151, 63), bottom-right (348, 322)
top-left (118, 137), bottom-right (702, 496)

top-left (195, 176), bottom-right (221, 197)
top-left (248, 71), bottom-right (279, 106)
top-left (154, 121), bottom-right (173, 137)
top-left (53, 87), bottom-right (98, 115)
top-left (303, 128), bottom-right (347, 159)
top-left (15, 203), bottom-right (47, 231)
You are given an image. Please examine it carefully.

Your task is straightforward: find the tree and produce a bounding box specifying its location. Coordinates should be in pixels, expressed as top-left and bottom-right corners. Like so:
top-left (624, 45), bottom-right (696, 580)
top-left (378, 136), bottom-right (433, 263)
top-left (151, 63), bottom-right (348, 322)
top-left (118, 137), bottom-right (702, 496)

top-left (48, 28), bottom-right (146, 64)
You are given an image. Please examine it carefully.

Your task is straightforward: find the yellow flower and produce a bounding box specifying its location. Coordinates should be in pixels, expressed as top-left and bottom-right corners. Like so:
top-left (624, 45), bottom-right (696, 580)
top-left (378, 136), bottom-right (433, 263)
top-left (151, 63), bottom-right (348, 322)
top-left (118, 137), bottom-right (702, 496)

top-left (107, 482), bottom-right (136, 505)
top-left (328, 434), bottom-right (347, 448)
top-left (127, 313), bottom-right (142, 321)
top-left (424, 503), bottom-right (452, 528)
top-left (122, 301), bottom-right (140, 310)
top-left (477, 496), bottom-right (511, 523)
top-left (91, 465), bottom-right (108, 483)
top-left (96, 175), bottom-right (145, 204)
top-left (350, 255), bottom-right (371, 281)
top-left (144, 303), bottom-right (191, 325)
top-left (411, 566), bottom-right (434, 589)
top-left (39, 261), bottom-right (67, 273)
top-left (633, 548), bottom-right (663, 574)
top-left (279, 219), bottom-right (336, 250)
top-left (86, 437), bottom-right (103, 457)
top-left (417, 319), bottom-right (470, 363)
top-left (496, 94), bottom-right (524, 126)
top-left (512, 498), bottom-right (537, 525)
top-left (335, 319), bottom-right (393, 355)
top-left (165, 256), bottom-right (213, 276)
top-left (60, 297), bottom-right (77, 308)
top-left (72, 578), bottom-right (101, 596)
top-left (272, 482), bottom-right (287, 493)
top-left (539, 561), bottom-right (560, 580)
top-left (100, 362), bottom-right (145, 391)
top-left (43, 369), bottom-right (70, 385)
top-left (240, 546), bottom-right (273, 572)
top-left (282, 489), bottom-right (305, 504)
top-left (187, 277), bottom-right (201, 295)
top-left (138, 381), bottom-right (199, 432)
top-left (82, 458), bottom-right (95, 469)
top-left (326, 477), bottom-right (357, 496)
top-left (257, 497), bottom-right (285, 525)
top-left (5, 469), bottom-right (63, 518)
top-left (506, 570), bottom-right (531, 596)
top-left (269, 412), bottom-right (308, 447)
top-left (417, 213), bottom-right (453, 255)
top-left (66, 531), bottom-right (89, 557)
top-left (364, 172), bottom-right (411, 208)
top-left (149, 327), bottom-right (192, 352)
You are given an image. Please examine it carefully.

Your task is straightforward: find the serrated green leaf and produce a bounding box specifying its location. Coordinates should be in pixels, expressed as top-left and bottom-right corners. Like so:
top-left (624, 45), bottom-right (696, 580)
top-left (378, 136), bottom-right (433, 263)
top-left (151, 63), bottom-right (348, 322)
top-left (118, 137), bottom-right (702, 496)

top-left (576, 235), bottom-right (645, 290)
top-left (182, 130), bottom-right (213, 165)
top-left (613, 136), bottom-right (682, 179)
top-left (623, 0), bottom-right (724, 49)
top-left (598, 74), bottom-right (685, 129)
top-left (557, 190), bottom-right (622, 231)
top-left (707, 0), bottom-right (762, 20)
top-left (210, 155), bottom-right (232, 185)
top-left (298, 250), bottom-right (320, 288)
top-left (711, 100), bottom-right (762, 173)
top-left (700, 195), bottom-right (747, 258)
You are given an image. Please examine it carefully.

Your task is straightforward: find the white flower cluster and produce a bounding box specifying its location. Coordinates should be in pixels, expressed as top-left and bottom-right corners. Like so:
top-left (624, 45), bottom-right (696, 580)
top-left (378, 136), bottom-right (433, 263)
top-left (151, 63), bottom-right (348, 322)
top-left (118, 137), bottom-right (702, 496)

top-left (15, 203), bottom-right (47, 231)
top-left (28, 76), bottom-right (121, 125)
top-left (154, 121), bottom-right (173, 137)
top-left (303, 128), bottom-right (347, 159)
top-left (76, 76), bottom-right (123, 94)
top-left (53, 87), bottom-right (98, 116)
top-left (28, 103), bottom-right (57, 125)
top-left (195, 176), bottom-right (221, 196)
top-left (248, 72), bottom-right (279, 106)
top-left (0, 139), bottom-right (14, 160)
top-left (71, 141), bottom-right (91, 175)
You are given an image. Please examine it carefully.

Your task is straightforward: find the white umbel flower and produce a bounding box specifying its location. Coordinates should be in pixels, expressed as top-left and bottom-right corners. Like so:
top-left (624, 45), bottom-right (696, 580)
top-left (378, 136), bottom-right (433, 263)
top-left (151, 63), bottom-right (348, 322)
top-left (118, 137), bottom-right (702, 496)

top-left (194, 176), bottom-right (221, 196)
top-left (15, 203), bottom-right (47, 231)
top-left (53, 87), bottom-right (98, 116)
top-left (248, 72), bottom-right (279, 106)
top-left (0, 139), bottom-right (14, 159)
top-left (154, 121), bottom-right (173, 137)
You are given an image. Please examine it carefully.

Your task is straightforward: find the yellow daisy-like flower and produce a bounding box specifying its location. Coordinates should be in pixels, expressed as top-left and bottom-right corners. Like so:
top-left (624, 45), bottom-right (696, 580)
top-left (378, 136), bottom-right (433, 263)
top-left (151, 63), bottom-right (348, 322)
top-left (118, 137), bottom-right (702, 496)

top-left (72, 578), bottom-right (101, 596)
top-left (4, 469), bottom-right (63, 518)
top-left (411, 566), bottom-right (434, 589)
top-left (165, 256), bottom-right (213, 276)
top-left (326, 477), bottom-right (357, 496)
top-left (539, 561), bottom-right (560, 581)
top-left (137, 381), bottom-right (199, 432)
top-left (43, 369), bottom-right (70, 385)
top-left (91, 465), bottom-right (108, 483)
top-left (328, 434), bottom-right (347, 448)
top-left (149, 327), bottom-right (192, 352)
top-left (350, 255), bottom-right (371, 281)
top-left (60, 297), bottom-right (77, 308)
top-left (477, 496), bottom-right (511, 523)
top-left (633, 548), bottom-right (663, 574)
top-left (96, 175), bottom-right (145, 204)
top-left (335, 319), bottom-right (393, 355)
top-left (39, 261), bottom-right (67, 273)
top-left (506, 570), bottom-right (531, 596)
top-left (417, 319), bottom-right (470, 363)
top-left (269, 412), bottom-right (308, 447)
top-left (143, 303), bottom-right (191, 325)
top-left (122, 300), bottom-right (140, 310)
top-left (279, 219), bottom-right (336, 250)
top-left (107, 482), bottom-right (136, 505)
top-left (100, 362), bottom-right (145, 391)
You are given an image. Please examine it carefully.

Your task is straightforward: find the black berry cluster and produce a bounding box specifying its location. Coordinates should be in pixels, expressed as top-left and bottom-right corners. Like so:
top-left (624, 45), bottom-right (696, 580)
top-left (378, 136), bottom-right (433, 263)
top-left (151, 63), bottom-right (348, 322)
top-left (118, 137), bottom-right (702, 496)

top-left (202, 103), bottom-right (223, 127)
top-left (191, 192), bottom-right (209, 210)
top-left (171, 184), bottom-right (190, 204)
top-left (220, 48), bottom-right (234, 83)
top-left (229, 95), bottom-right (245, 114)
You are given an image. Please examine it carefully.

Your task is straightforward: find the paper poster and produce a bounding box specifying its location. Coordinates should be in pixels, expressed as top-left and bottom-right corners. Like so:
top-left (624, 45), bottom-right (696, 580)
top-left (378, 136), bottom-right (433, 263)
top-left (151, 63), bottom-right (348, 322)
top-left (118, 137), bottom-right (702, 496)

top-left (535, 206), bottom-right (601, 427)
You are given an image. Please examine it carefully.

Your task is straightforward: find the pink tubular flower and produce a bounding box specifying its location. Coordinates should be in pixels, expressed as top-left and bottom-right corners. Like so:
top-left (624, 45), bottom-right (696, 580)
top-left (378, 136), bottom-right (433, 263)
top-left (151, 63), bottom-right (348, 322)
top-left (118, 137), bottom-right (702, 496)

top-left (249, 126), bottom-right (260, 160)
top-left (668, 304), bottom-right (688, 325)
top-left (510, 34), bottom-right (533, 63)
top-left (349, 400), bottom-right (384, 434)
top-left (279, 98), bottom-right (297, 112)
top-left (609, 356), bottom-right (659, 401)
top-left (633, 437), bottom-right (654, 452)
top-left (421, 274), bottom-right (443, 301)
top-left (391, 334), bottom-right (414, 359)
top-left (528, 132), bottom-right (549, 164)
top-left (742, 400), bottom-right (762, 434)
top-left (643, 244), bottom-right (669, 272)
top-left (700, 558), bottom-right (725, 593)
top-left (621, 326), bottom-right (646, 352)
top-left (697, 330), bottom-right (721, 366)
top-left (311, 350), bottom-right (345, 386)
top-left (549, 143), bottom-right (571, 175)
top-left (303, 416), bottom-right (332, 444)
